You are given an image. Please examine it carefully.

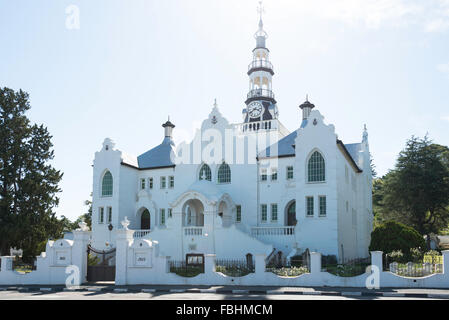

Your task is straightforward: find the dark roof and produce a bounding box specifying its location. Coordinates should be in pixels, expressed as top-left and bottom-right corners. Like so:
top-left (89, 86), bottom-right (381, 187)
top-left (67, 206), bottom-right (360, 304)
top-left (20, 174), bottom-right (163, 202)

top-left (136, 137), bottom-right (176, 169)
top-left (299, 100), bottom-right (315, 109)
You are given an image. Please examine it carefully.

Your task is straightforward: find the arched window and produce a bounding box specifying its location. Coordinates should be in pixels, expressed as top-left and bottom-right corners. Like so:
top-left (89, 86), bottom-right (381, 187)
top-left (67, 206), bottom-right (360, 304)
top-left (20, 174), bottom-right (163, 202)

top-left (308, 151), bottom-right (325, 182)
top-left (199, 164), bottom-right (212, 181)
top-left (102, 171), bottom-right (113, 196)
top-left (217, 163), bottom-right (231, 184)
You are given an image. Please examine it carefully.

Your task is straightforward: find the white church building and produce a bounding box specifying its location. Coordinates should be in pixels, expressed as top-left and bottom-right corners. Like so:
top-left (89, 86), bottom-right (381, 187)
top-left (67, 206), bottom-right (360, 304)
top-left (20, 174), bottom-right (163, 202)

top-left (90, 11), bottom-right (373, 264)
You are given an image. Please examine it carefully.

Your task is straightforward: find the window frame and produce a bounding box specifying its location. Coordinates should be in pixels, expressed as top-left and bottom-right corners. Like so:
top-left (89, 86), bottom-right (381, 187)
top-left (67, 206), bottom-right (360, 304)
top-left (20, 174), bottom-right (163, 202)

top-left (307, 151), bottom-right (326, 183)
top-left (160, 176), bottom-right (167, 189)
top-left (306, 196), bottom-right (314, 217)
top-left (261, 204), bottom-right (268, 222)
top-left (236, 205), bottom-right (242, 223)
top-left (319, 196), bottom-right (326, 217)
top-left (101, 171), bottom-right (113, 197)
top-left (160, 208), bottom-right (166, 226)
top-left (286, 166), bottom-right (294, 180)
top-left (217, 162), bottom-right (231, 184)
top-left (271, 168), bottom-right (278, 181)
top-left (99, 207), bottom-right (105, 224)
top-left (271, 203), bottom-right (278, 222)
top-left (169, 176), bottom-right (174, 188)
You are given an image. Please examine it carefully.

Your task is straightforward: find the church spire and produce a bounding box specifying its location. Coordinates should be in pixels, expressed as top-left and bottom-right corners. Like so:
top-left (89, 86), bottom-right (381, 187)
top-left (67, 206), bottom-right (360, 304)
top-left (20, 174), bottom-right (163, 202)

top-left (254, 1), bottom-right (268, 48)
top-left (243, 1), bottom-right (278, 126)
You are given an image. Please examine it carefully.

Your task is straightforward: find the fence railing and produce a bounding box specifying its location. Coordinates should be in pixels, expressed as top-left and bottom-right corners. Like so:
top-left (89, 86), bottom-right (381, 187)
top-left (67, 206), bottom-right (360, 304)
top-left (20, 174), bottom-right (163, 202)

top-left (184, 227), bottom-right (203, 236)
top-left (386, 262), bottom-right (443, 277)
top-left (248, 60), bottom-right (273, 72)
top-left (321, 257), bottom-right (371, 277)
top-left (215, 259), bottom-right (255, 277)
top-left (133, 230), bottom-right (151, 238)
top-left (265, 255), bottom-right (309, 277)
top-left (251, 226), bottom-right (295, 237)
top-left (168, 260), bottom-right (204, 277)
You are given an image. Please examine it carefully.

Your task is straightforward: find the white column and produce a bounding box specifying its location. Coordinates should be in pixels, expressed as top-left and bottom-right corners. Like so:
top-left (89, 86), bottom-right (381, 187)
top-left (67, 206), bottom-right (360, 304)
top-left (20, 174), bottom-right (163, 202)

top-left (115, 228), bottom-right (134, 285)
top-left (0, 256), bottom-right (14, 271)
top-left (72, 230), bottom-right (91, 285)
top-left (442, 250), bottom-right (449, 275)
top-left (204, 254), bottom-right (216, 274)
top-left (255, 254), bottom-right (266, 275)
top-left (310, 252), bottom-right (322, 274)
top-left (371, 251), bottom-right (383, 271)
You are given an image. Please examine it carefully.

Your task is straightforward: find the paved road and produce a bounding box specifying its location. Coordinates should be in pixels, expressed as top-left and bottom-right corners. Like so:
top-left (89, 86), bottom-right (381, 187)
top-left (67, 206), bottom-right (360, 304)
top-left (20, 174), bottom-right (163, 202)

top-left (0, 290), bottom-right (441, 300)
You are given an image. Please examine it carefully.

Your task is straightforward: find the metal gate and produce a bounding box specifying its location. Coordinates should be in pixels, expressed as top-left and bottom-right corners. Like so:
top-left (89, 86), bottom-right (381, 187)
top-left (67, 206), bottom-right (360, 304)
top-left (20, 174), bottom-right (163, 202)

top-left (87, 245), bottom-right (116, 282)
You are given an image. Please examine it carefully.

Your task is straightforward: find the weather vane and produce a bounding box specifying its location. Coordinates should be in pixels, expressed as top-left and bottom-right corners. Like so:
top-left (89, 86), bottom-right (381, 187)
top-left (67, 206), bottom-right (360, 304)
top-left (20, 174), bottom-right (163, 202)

top-left (257, 1), bottom-right (265, 21)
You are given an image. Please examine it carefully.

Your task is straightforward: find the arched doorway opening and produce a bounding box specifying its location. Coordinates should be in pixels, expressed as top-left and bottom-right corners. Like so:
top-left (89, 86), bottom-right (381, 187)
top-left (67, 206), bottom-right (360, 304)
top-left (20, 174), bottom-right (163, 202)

top-left (218, 201), bottom-right (232, 227)
top-left (141, 209), bottom-right (151, 230)
top-left (285, 201), bottom-right (297, 226)
top-left (182, 199), bottom-right (204, 227)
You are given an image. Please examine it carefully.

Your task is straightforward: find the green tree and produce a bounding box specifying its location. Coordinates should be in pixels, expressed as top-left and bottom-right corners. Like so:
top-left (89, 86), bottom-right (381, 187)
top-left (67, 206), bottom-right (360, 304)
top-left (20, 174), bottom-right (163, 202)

top-left (375, 136), bottom-right (449, 249)
top-left (74, 195), bottom-right (92, 230)
top-left (0, 87), bottom-right (64, 260)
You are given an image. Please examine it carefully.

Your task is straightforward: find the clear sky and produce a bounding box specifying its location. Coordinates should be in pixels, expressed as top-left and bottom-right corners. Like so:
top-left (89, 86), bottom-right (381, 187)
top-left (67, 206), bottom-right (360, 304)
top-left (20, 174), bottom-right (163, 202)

top-left (1, 0), bottom-right (448, 221)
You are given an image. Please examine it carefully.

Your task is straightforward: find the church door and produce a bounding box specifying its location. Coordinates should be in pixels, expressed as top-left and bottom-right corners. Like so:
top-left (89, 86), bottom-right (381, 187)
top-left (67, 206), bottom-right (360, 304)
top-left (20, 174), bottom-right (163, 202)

top-left (287, 201), bottom-right (296, 226)
top-left (141, 209), bottom-right (151, 230)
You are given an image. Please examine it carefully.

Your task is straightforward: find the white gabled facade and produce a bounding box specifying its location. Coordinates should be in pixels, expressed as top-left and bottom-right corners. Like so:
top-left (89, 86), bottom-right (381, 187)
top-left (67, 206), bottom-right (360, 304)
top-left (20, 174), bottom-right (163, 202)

top-left (89, 11), bottom-right (373, 263)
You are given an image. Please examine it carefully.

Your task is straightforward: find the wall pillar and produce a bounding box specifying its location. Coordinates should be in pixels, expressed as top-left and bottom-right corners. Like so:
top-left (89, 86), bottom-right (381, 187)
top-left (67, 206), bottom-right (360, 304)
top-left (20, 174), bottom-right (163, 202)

top-left (0, 256), bottom-right (13, 272)
top-left (72, 230), bottom-right (91, 285)
top-left (255, 254), bottom-right (266, 275)
top-left (115, 228), bottom-right (134, 285)
top-left (370, 251), bottom-right (383, 271)
top-left (204, 254), bottom-right (216, 274)
top-left (442, 250), bottom-right (449, 275)
top-left (310, 252), bottom-right (322, 274)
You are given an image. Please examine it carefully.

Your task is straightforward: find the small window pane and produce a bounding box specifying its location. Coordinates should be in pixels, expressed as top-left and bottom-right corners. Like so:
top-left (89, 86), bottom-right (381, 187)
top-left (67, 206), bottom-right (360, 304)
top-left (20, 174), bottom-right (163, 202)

top-left (236, 205), bottom-right (241, 222)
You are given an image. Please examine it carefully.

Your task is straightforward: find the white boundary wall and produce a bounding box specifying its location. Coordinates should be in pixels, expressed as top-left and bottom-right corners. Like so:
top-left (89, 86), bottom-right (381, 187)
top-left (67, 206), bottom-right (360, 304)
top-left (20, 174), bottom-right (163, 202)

top-left (1, 228), bottom-right (449, 289)
top-left (0, 230), bottom-right (90, 286)
top-left (117, 229), bottom-right (449, 288)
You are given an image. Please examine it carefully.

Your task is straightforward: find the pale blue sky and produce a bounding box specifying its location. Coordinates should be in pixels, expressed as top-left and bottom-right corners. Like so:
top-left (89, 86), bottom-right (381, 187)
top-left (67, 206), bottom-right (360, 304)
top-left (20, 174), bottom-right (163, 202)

top-left (1, 0), bottom-right (448, 220)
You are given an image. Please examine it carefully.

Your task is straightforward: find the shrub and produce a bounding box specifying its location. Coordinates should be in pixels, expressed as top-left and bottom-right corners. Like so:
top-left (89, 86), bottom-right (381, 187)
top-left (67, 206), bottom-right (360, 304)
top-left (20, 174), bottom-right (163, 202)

top-left (410, 247), bottom-right (424, 263)
top-left (386, 250), bottom-right (404, 263)
top-left (369, 221), bottom-right (426, 261)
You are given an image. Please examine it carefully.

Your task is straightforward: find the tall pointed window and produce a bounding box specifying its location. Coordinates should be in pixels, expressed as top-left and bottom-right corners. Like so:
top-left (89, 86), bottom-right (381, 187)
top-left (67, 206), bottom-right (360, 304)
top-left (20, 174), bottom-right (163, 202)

top-left (217, 163), bottom-right (231, 184)
top-left (308, 151), bottom-right (325, 182)
top-left (199, 164), bottom-right (212, 181)
top-left (102, 171), bottom-right (113, 196)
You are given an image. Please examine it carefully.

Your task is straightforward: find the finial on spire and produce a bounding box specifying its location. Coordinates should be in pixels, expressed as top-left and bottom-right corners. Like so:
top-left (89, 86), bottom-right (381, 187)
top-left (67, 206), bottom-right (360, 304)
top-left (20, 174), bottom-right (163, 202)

top-left (213, 98), bottom-right (218, 108)
top-left (363, 124), bottom-right (368, 142)
top-left (306, 94), bottom-right (309, 102)
top-left (257, 1), bottom-right (265, 24)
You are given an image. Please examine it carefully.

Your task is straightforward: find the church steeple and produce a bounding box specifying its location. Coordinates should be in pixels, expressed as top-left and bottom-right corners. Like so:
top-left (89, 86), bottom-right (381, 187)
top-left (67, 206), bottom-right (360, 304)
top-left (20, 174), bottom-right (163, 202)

top-left (243, 1), bottom-right (278, 125)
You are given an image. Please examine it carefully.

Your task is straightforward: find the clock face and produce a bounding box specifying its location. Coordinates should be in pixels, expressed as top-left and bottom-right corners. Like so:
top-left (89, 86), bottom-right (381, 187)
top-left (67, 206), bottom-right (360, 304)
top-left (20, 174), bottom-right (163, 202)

top-left (247, 101), bottom-right (263, 118)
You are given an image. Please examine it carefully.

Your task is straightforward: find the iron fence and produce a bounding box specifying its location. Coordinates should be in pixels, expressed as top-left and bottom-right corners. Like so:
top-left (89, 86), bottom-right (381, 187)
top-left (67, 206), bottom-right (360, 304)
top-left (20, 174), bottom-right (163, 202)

top-left (168, 260), bottom-right (204, 277)
top-left (12, 257), bottom-right (36, 273)
top-left (215, 258), bottom-right (255, 277)
top-left (385, 261), bottom-right (443, 277)
top-left (321, 257), bottom-right (371, 277)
